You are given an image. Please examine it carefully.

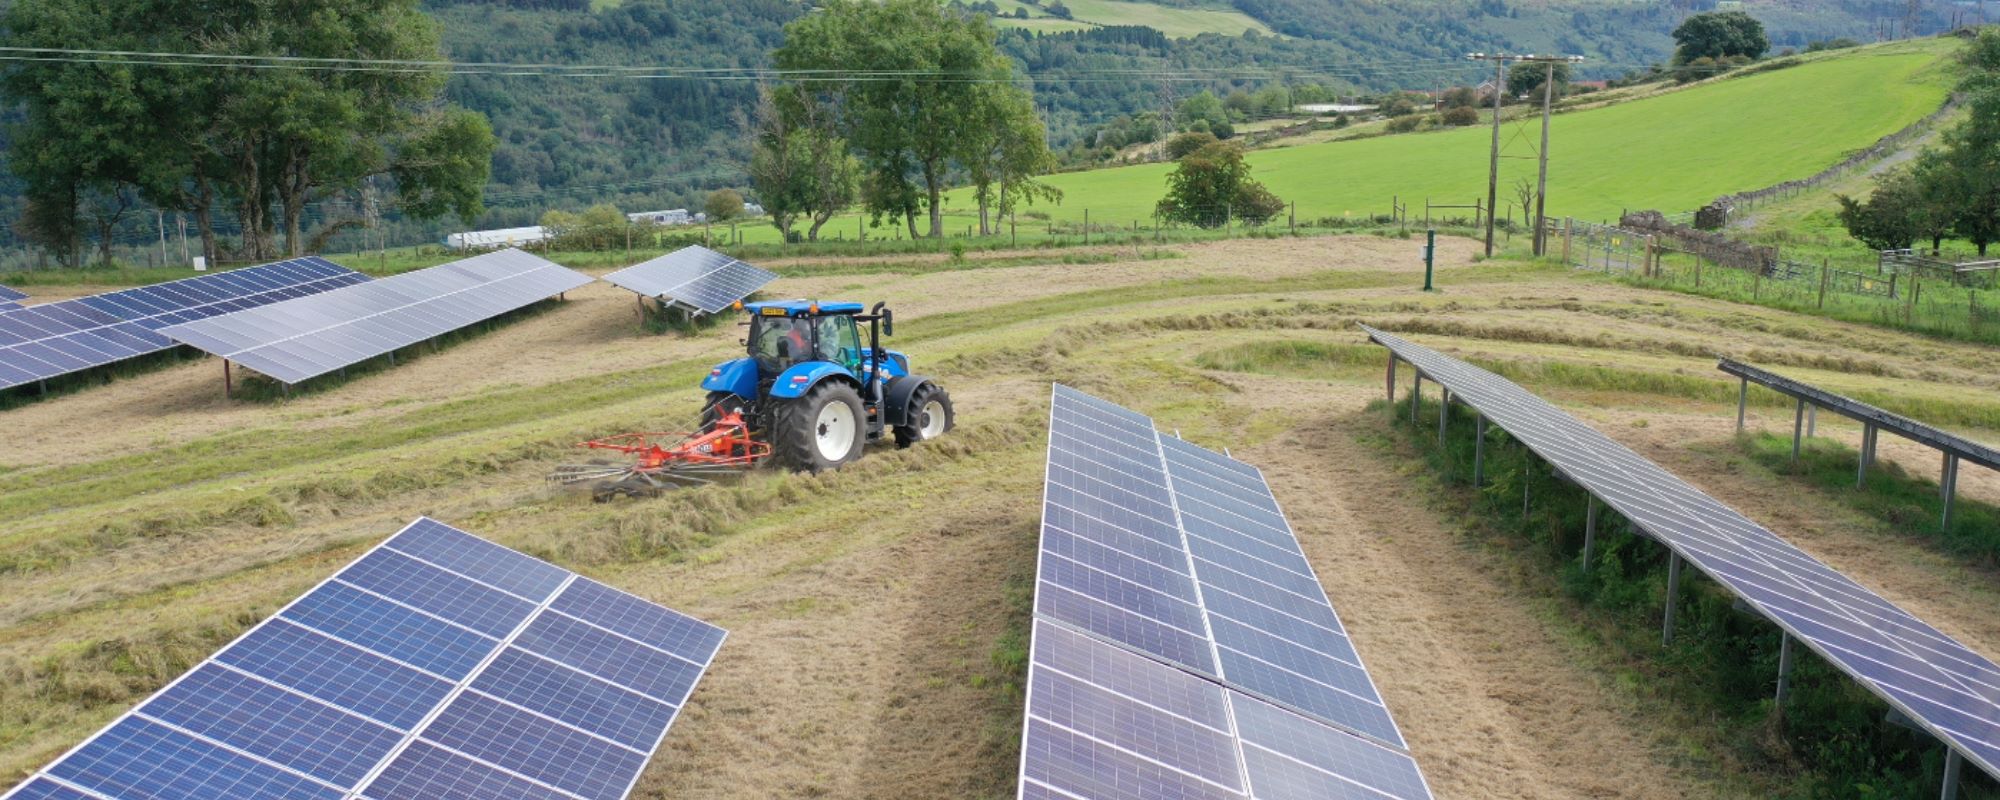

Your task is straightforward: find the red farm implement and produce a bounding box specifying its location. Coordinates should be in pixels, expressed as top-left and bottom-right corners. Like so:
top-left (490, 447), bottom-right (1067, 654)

top-left (549, 411), bottom-right (771, 501)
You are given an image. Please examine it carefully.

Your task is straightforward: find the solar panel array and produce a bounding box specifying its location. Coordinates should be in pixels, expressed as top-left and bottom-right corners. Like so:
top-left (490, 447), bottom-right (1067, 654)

top-left (0, 258), bottom-right (367, 390)
top-left (162, 249), bottom-right (591, 385)
top-left (601, 246), bottom-right (776, 314)
top-left (2, 517), bottom-right (726, 800)
top-left (1363, 325), bottom-right (2000, 782)
top-left (1719, 358), bottom-right (2000, 471)
top-left (1025, 384), bottom-right (1432, 800)
top-left (0, 284), bottom-right (25, 310)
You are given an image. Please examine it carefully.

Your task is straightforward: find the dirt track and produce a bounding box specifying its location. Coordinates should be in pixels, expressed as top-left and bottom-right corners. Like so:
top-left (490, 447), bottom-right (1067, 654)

top-left (3, 234), bottom-right (1998, 798)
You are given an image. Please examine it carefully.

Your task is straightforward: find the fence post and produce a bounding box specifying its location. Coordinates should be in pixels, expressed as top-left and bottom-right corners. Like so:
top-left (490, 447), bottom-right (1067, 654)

top-left (1889, 272), bottom-right (1898, 300)
top-left (1084, 208), bottom-right (1089, 246)
top-left (1289, 202), bottom-right (1296, 235)
top-left (1754, 269), bottom-right (1762, 301)
top-left (1818, 259), bottom-right (1830, 309)
top-left (1645, 236), bottom-right (1657, 278)
top-left (1695, 255), bottom-right (1702, 289)
top-left (1562, 218), bottom-right (1573, 264)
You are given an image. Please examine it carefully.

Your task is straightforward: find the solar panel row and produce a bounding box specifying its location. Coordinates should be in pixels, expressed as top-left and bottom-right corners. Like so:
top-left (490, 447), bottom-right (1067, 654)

top-left (1, 517), bottom-right (726, 800)
top-left (601, 246), bottom-right (776, 314)
top-left (1363, 324), bottom-right (2000, 783)
top-left (1719, 358), bottom-right (2000, 471)
top-left (162, 249), bottom-right (592, 385)
top-left (1026, 384), bottom-right (1431, 800)
top-left (0, 284), bottom-right (24, 310)
top-left (0, 258), bottom-right (367, 390)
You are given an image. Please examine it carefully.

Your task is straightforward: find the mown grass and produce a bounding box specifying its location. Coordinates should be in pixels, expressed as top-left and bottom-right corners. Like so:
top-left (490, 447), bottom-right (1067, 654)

top-left (989, 0), bottom-right (1270, 38)
top-left (944, 40), bottom-right (1955, 226)
top-left (1378, 395), bottom-right (1996, 799)
top-left (1738, 431), bottom-right (2000, 570)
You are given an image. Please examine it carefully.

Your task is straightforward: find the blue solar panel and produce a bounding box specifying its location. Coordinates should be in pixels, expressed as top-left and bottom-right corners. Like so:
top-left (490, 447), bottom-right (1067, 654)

top-left (1365, 324), bottom-right (2000, 787)
top-left (0, 258), bottom-right (368, 390)
top-left (2, 517), bottom-right (726, 800)
top-left (161, 249), bottom-right (592, 385)
top-left (0, 284), bottom-right (25, 303)
top-left (1023, 386), bottom-right (1433, 800)
top-left (601, 245), bottom-right (777, 314)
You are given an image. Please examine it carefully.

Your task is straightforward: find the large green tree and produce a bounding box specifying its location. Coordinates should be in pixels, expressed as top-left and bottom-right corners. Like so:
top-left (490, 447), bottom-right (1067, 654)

top-left (2, 0), bottom-right (494, 264)
top-left (774, 0), bottom-right (1035, 239)
top-left (1671, 11), bottom-right (1769, 65)
top-left (961, 81), bottom-right (1061, 235)
top-left (1155, 141), bottom-right (1283, 228)
top-left (750, 86), bottom-right (860, 242)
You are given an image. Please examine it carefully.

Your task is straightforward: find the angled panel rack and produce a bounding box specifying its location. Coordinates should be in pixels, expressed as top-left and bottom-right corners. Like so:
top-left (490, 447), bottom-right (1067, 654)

top-left (1367, 325), bottom-right (2000, 796)
top-left (1023, 384), bottom-right (1433, 800)
top-left (1, 517), bottom-right (726, 800)
top-left (601, 246), bottom-right (776, 315)
top-left (162, 249), bottom-right (591, 386)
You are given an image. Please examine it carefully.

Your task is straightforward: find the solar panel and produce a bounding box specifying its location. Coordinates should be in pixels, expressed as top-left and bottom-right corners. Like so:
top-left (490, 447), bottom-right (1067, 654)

top-left (601, 246), bottom-right (776, 314)
top-left (1025, 384), bottom-right (1432, 800)
top-left (0, 517), bottom-right (726, 800)
top-left (0, 284), bottom-right (24, 310)
top-left (161, 249), bottom-right (592, 385)
top-left (1720, 358), bottom-right (2000, 471)
top-left (1363, 324), bottom-right (2000, 783)
top-left (0, 258), bottom-right (368, 390)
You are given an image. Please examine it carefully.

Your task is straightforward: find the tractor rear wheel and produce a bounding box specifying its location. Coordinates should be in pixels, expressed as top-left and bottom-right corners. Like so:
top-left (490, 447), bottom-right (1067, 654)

top-left (775, 382), bottom-right (865, 472)
top-left (894, 384), bottom-right (955, 448)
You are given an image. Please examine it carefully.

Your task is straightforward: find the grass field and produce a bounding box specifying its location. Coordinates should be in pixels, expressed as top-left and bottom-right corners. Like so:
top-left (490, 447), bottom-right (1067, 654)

top-left (4, 232), bottom-right (2000, 796)
top-left (940, 39), bottom-right (1956, 226)
top-left (988, 0), bottom-right (1271, 38)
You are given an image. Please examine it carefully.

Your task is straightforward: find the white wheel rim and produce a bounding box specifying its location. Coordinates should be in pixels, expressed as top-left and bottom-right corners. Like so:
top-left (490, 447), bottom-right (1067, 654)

top-left (815, 401), bottom-right (856, 461)
top-left (919, 400), bottom-right (947, 438)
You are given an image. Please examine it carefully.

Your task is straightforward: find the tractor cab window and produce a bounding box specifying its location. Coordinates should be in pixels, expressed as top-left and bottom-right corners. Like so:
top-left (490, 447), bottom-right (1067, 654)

top-left (816, 315), bottom-right (862, 372)
top-left (751, 315), bottom-right (813, 374)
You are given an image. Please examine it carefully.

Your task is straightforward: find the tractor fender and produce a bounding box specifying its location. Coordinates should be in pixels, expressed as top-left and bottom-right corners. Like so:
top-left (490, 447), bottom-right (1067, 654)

top-left (701, 358), bottom-right (760, 400)
top-left (883, 375), bottom-right (938, 428)
top-left (769, 363), bottom-right (859, 400)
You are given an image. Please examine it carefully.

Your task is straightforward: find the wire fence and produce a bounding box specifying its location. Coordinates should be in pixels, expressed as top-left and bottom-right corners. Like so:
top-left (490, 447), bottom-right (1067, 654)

top-left (1564, 219), bottom-right (2000, 344)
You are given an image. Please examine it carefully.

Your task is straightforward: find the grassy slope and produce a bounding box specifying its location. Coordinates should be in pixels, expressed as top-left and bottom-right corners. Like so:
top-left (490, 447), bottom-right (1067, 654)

top-left (953, 40), bottom-right (1954, 225)
top-left (989, 0), bottom-right (1273, 38)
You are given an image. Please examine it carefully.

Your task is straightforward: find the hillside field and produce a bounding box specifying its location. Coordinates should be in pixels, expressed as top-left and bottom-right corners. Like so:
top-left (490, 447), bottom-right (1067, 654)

top-left (939, 39), bottom-right (1955, 227)
top-left (988, 0), bottom-right (1273, 38)
top-left (3, 234), bottom-right (2000, 796)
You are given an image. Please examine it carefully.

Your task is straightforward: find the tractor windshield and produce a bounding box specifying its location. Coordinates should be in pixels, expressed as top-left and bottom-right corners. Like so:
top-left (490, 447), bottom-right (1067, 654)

top-left (751, 315), bottom-right (813, 375)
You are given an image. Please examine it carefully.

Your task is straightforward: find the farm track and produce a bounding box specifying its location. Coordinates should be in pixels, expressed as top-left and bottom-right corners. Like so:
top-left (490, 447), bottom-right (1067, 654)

top-left (3, 235), bottom-right (1999, 797)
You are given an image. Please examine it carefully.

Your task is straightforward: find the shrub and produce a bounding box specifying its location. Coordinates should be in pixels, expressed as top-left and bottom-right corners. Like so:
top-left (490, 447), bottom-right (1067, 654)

top-left (1386, 114), bottom-right (1426, 133)
top-left (1440, 106), bottom-right (1480, 127)
top-left (1164, 131), bottom-right (1219, 160)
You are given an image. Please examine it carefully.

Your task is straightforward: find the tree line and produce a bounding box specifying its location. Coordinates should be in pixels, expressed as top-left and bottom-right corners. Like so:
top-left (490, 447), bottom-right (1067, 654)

top-left (1, 0), bottom-right (496, 268)
top-left (750, 0), bottom-right (1059, 242)
top-left (1838, 29), bottom-right (2000, 258)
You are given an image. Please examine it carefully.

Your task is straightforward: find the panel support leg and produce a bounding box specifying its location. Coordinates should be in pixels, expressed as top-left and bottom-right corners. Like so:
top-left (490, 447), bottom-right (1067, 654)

top-left (1806, 405), bottom-right (1817, 438)
top-left (223, 360), bottom-right (233, 399)
top-left (387, 351), bottom-right (396, 367)
top-left (1776, 632), bottom-right (1795, 707)
top-left (1736, 377), bottom-right (1748, 434)
top-left (1386, 353), bottom-right (1397, 404)
top-left (1943, 453), bottom-right (1960, 531)
top-left (1411, 375), bottom-right (1422, 424)
top-left (1582, 496), bottom-right (1600, 569)
top-left (1474, 415), bottom-right (1487, 487)
top-left (1437, 388), bottom-right (1450, 446)
top-left (1523, 466), bottom-right (1532, 521)
top-left (1942, 748), bottom-right (1962, 800)
top-left (1858, 424), bottom-right (1877, 487)
top-left (1663, 552), bottom-right (1683, 646)
top-left (1791, 398), bottom-right (1806, 464)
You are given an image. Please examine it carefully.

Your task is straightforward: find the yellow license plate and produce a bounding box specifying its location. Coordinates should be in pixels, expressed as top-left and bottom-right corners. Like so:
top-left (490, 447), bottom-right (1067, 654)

top-left (760, 307), bottom-right (787, 316)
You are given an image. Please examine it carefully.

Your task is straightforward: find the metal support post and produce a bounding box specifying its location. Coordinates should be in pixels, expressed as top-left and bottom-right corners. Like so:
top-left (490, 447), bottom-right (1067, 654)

top-left (1807, 405), bottom-right (1817, 438)
top-left (223, 360), bottom-right (233, 399)
top-left (1411, 375), bottom-right (1423, 424)
top-left (1474, 415), bottom-right (1488, 486)
top-left (1791, 398), bottom-right (1806, 464)
top-left (1438, 388), bottom-right (1450, 446)
top-left (1523, 466), bottom-right (1532, 520)
top-left (1582, 495), bottom-right (1599, 569)
top-left (1943, 453), bottom-right (1960, 531)
top-left (1736, 377), bottom-right (1748, 433)
top-left (1942, 748), bottom-right (1963, 800)
top-left (1386, 354), bottom-right (1398, 403)
top-left (1663, 552), bottom-right (1683, 646)
top-left (1858, 424), bottom-right (1877, 487)
top-left (1776, 632), bottom-right (1795, 706)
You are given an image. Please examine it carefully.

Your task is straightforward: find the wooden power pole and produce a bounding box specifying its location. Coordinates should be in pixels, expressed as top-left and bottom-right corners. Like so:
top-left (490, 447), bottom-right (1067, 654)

top-left (1468, 52), bottom-right (1584, 258)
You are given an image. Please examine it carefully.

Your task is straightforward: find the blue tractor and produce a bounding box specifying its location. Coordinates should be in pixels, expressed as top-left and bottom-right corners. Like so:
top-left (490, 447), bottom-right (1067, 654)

top-left (699, 300), bottom-right (953, 472)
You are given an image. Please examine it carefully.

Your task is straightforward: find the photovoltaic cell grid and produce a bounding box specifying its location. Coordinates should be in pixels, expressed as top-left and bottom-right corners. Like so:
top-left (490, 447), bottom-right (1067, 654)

top-left (162, 248), bottom-right (592, 385)
top-left (0, 284), bottom-right (24, 310)
top-left (1025, 384), bottom-right (1432, 800)
top-left (1719, 358), bottom-right (2000, 471)
top-left (600, 245), bottom-right (776, 314)
top-left (0, 258), bottom-right (368, 390)
top-left (0, 517), bottom-right (726, 800)
top-left (1363, 324), bottom-right (2000, 782)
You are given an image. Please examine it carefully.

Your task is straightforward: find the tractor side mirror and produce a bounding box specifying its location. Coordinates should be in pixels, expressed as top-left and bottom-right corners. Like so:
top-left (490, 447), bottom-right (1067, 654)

top-left (872, 302), bottom-right (893, 337)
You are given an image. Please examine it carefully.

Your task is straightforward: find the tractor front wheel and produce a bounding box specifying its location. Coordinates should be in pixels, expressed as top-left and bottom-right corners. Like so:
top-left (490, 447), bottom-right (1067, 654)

top-left (775, 382), bottom-right (865, 472)
top-left (894, 384), bottom-right (954, 448)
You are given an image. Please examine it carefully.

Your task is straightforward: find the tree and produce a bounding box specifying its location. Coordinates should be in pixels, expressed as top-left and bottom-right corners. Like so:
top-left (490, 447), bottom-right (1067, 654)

top-left (1440, 87), bottom-right (1479, 110)
top-left (1925, 94), bottom-right (2000, 256)
top-left (1440, 106), bottom-right (1480, 127)
top-left (1507, 62), bottom-right (1571, 99)
top-left (1835, 168), bottom-right (1925, 252)
top-left (1177, 91), bottom-right (1229, 133)
top-left (1155, 141), bottom-right (1283, 228)
top-left (1671, 11), bottom-right (1768, 65)
top-left (774, 0), bottom-right (1032, 239)
top-left (750, 86), bottom-right (860, 242)
top-left (1045, 0), bottom-right (1071, 18)
top-left (706, 188), bottom-right (747, 222)
top-left (961, 82), bottom-right (1061, 235)
top-left (1165, 131), bottom-right (1219, 160)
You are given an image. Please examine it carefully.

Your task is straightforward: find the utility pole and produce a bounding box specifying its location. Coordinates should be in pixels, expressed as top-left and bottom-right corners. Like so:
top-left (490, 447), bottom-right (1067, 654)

top-left (1469, 53), bottom-right (1508, 258)
top-left (1532, 55), bottom-right (1586, 257)
top-left (1469, 52), bottom-right (1584, 259)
